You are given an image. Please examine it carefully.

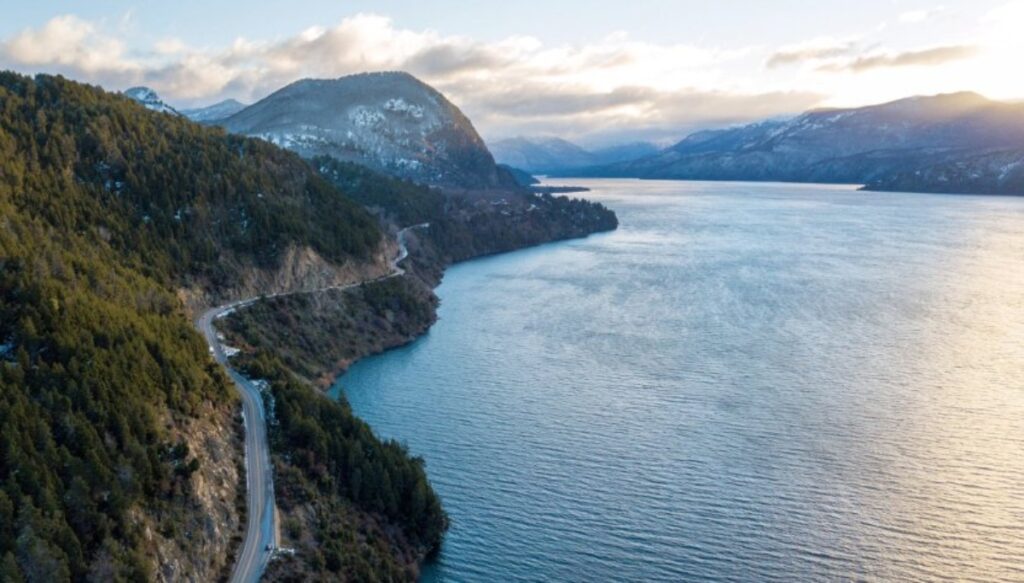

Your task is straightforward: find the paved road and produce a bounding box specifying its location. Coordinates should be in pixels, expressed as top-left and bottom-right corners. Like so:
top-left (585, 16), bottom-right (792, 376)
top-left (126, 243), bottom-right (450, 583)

top-left (196, 224), bottom-right (427, 583)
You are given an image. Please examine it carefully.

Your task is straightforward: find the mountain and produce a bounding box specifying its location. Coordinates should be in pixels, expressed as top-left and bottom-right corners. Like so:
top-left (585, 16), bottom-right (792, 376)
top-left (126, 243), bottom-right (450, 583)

top-left (182, 98), bottom-right (246, 123)
top-left (0, 72), bottom-right (446, 581)
top-left (221, 72), bottom-right (516, 190)
top-left (489, 137), bottom-right (659, 174)
top-left (591, 141), bottom-right (661, 165)
top-left (125, 90), bottom-right (245, 124)
top-left (123, 86), bottom-right (179, 115)
top-left (490, 137), bottom-right (596, 173)
top-left (573, 92), bottom-right (1024, 194)
top-left (662, 92), bottom-right (1024, 167)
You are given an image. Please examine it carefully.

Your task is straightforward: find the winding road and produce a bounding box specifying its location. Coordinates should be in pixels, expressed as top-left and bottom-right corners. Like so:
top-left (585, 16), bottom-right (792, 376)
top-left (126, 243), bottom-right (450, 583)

top-left (196, 224), bottom-right (427, 583)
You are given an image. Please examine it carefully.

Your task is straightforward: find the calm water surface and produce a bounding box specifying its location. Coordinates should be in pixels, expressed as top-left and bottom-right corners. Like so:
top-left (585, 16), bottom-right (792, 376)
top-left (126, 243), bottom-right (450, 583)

top-left (331, 180), bottom-right (1024, 582)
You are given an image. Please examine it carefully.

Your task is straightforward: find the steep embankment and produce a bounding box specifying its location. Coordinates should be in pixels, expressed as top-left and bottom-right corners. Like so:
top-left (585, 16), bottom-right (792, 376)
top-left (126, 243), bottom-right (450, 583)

top-left (212, 226), bottom-right (448, 581)
top-left (221, 276), bottom-right (437, 389)
top-left (0, 72), bottom-right (446, 582)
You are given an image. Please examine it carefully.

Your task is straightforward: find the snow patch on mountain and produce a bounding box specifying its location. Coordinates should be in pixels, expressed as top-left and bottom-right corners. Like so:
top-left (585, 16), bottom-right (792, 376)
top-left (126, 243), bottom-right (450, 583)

top-left (221, 72), bottom-right (514, 189)
top-left (382, 98), bottom-right (425, 118)
top-left (123, 87), bottom-right (180, 116)
top-left (349, 106), bottom-right (388, 128)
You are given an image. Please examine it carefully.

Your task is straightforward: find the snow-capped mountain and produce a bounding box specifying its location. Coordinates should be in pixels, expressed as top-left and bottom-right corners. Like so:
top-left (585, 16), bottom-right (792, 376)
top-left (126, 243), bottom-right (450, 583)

top-left (182, 99), bottom-right (246, 124)
top-left (123, 87), bottom-right (180, 115)
top-left (576, 92), bottom-right (1024, 194)
top-left (221, 72), bottom-right (516, 190)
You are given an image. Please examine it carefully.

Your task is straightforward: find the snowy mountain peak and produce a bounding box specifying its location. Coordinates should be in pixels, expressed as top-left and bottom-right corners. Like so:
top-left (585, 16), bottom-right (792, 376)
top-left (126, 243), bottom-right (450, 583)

top-left (123, 86), bottom-right (180, 116)
top-left (222, 72), bottom-right (515, 190)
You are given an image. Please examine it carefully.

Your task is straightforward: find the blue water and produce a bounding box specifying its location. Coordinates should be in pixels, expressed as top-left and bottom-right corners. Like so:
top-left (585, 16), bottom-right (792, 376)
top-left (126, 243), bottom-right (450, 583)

top-left (332, 180), bottom-right (1024, 582)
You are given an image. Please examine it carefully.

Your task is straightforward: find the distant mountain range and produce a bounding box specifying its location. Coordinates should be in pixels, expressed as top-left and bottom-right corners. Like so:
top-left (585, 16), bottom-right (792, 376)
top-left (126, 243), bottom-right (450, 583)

top-left (182, 98), bottom-right (247, 123)
top-left (126, 73), bottom-right (516, 191)
top-left (125, 89), bottom-right (246, 123)
top-left (565, 92), bottom-right (1024, 195)
top-left (128, 81), bottom-right (1024, 196)
top-left (489, 137), bottom-right (658, 174)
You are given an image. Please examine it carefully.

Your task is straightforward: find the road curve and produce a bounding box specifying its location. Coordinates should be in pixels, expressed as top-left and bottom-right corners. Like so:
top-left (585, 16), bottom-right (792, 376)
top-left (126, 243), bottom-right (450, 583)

top-left (196, 224), bottom-right (427, 583)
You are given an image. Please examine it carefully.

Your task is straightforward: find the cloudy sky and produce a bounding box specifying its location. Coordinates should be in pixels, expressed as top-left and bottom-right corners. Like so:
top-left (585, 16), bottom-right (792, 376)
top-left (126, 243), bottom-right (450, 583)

top-left (3, 1), bottom-right (1023, 146)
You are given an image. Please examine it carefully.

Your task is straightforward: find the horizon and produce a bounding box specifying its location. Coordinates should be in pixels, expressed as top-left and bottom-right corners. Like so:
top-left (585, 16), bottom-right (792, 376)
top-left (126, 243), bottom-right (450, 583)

top-left (139, 78), bottom-right (1016, 149)
top-left (3, 1), bottom-right (1023, 147)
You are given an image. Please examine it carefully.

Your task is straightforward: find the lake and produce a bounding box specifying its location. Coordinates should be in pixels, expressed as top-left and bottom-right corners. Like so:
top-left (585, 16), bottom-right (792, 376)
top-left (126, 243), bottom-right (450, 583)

top-left (331, 179), bottom-right (1024, 582)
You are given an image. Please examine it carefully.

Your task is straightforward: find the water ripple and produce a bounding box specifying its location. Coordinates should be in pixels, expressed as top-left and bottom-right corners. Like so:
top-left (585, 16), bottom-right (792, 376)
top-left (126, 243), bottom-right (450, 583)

top-left (334, 180), bottom-right (1024, 582)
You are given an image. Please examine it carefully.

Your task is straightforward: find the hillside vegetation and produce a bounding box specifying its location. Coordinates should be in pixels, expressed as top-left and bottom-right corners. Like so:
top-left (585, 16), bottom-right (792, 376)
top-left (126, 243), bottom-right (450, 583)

top-left (225, 159), bottom-right (620, 386)
top-left (233, 347), bottom-right (447, 581)
top-left (315, 155), bottom-right (618, 266)
top-left (0, 72), bottom-right (445, 581)
top-left (221, 153), bottom-right (619, 579)
top-left (222, 277), bottom-right (437, 388)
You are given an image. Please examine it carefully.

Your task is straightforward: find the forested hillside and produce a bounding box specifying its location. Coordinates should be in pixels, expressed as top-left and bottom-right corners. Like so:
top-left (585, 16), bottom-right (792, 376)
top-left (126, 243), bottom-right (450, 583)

top-left (0, 73), bottom-right (445, 581)
top-left (233, 345), bottom-right (447, 581)
top-left (315, 156), bottom-right (618, 267)
top-left (0, 73), bottom-right (382, 290)
top-left (227, 158), bottom-right (618, 389)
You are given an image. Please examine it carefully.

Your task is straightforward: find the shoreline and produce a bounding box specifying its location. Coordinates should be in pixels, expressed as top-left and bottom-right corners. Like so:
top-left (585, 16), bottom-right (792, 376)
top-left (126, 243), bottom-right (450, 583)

top-left (198, 224), bottom-right (429, 581)
top-left (212, 192), bottom-right (619, 579)
top-left (322, 225), bottom-right (616, 393)
top-left (221, 218), bottom-right (618, 393)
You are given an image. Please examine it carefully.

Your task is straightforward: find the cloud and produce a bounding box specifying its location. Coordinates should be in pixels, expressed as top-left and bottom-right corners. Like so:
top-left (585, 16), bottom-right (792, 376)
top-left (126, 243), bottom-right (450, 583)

top-left (404, 44), bottom-right (508, 77)
top-left (819, 45), bottom-right (978, 72)
top-left (899, 7), bottom-right (945, 24)
top-left (766, 39), bottom-right (856, 68)
top-left (0, 15), bottom-right (138, 82)
top-left (0, 13), bottom-right (821, 143)
top-left (153, 38), bottom-right (188, 55)
top-left (447, 78), bottom-right (821, 144)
